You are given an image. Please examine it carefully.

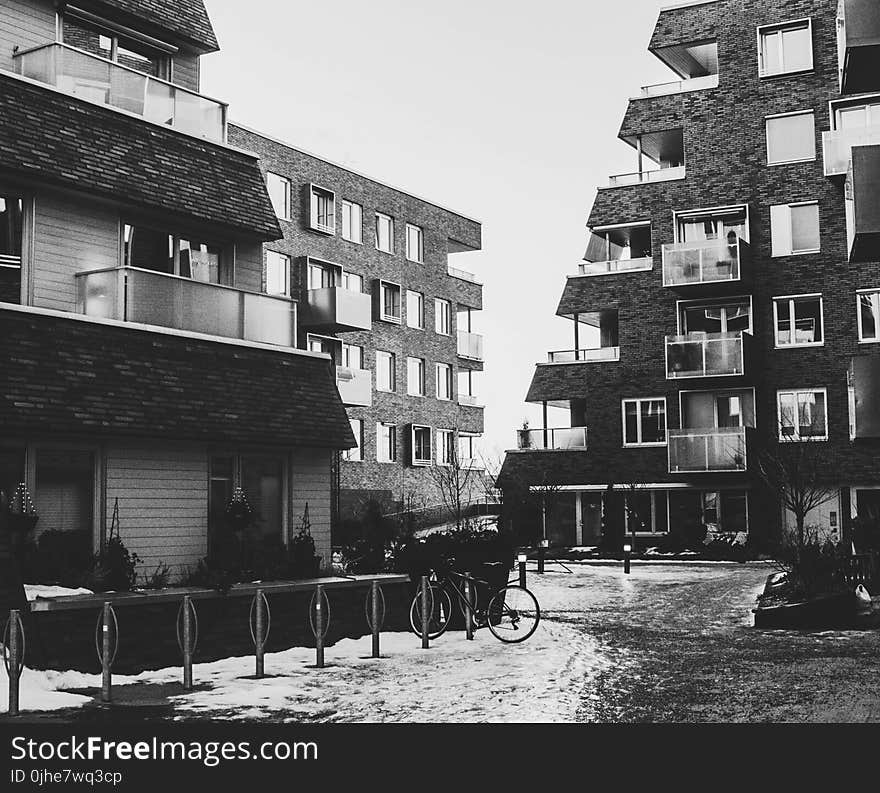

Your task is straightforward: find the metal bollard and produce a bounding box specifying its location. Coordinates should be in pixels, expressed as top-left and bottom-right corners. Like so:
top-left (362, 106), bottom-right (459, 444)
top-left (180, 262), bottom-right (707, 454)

top-left (101, 602), bottom-right (112, 703)
top-left (518, 553), bottom-right (528, 588)
top-left (255, 589), bottom-right (265, 678)
top-left (7, 609), bottom-right (21, 717)
top-left (371, 580), bottom-right (380, 659)
top-left (464, 573), bottom-right (474, 641)
top-left (315, 585), bottom-right (325, 668)
top-left (182, 596), bottom-right (193, 690)
top-left (623, 543), bottom-right (632, 575)
top-left (538, 541), bottom-right (547, 574)
top-left (420, 575), bottom-right (430, 649)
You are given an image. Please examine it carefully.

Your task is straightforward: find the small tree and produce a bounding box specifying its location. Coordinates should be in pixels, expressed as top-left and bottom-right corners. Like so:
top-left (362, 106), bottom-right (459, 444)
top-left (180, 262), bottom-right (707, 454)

top-left (428, 429), bottom-right (482, 530)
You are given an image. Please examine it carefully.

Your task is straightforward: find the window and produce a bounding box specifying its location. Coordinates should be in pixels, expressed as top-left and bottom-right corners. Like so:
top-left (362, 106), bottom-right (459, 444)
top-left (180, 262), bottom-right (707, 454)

top-left (342, 271), bottom-right (363, 293)
top-left (266, 173), bottom-right (291, 220)
top-left (435, 298), bottom-right (452, 335)
top-left (766, 111), bottom-right (816, 164)
top-left (406, 290), bottom-right (425, 329)
top-left (624, 490), bottom-right (669, 535)
top-left (770, 202), bottom-right (820, 256)
top-left (758, 19), bottom-right (813, 77)
top-left (458, 434), bottom-right (479, 466)
top-left (858, 290), bottom-right (880, 342)
top-left (375, 213), bottom-right (394, 253)
top-left (342, 200), bottom-right (362, 244)
top-left (307, 334), bottom-right (339, 360)
top-left (835, 99), bottom-right (880, 132)
top-left (679, 298), bottom-right (752, 335)
top-left (773, 295), bottom-right (824, 347)
top-left (123, 224), bottom-right (232, 285)
top-left (376, 351), bottom-right (395, 392)
top-left (411, 425), bottom-right (432, 466)
top-left (344, 419), bottom-right (363, 462)
top-left (342, 343), bottom-right (363, 370)
top-left (61, 13), bottom-right (170, 78)
top-left (436, 363), bottom-right (453, 400)
top-left (407, 357), bottom-right (426, 397)
top-left (379, 281), bottom-right (401, 322)
top-left (265, 251), bottom-right (290, 296)
top-left (35, 448), bottom-right (95, 540)
top-left (675, 206), bottom-right (748, 243)
top-left (309, 185), bottom-right (336, 234)
top-left (458, 369), bottom-right (478, 404)
top-left (437, 429), bottom-right (455, 465)
top-left (0, 195), bottom-right (23, 304)
top-left (406, 223), bottom-right (424, 263)
top-left (622, 398), bottom-right (667, 446)
top-left (377, 422), bottom-right (397, 463)
top-left (778, 389), bottom-right (828, 441)
top-left (308, 260), bottom-right (339, 290)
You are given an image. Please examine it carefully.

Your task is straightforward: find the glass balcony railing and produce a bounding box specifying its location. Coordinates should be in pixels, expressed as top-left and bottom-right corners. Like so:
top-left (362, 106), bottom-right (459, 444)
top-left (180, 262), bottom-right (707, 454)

top-left (607, 166), bottom-right (686, 188)
top-left (75, 267), bottom-right (296, 347)
top-left (14, 43), bottom-right (227, 142)
top-left (662, 238), bottom-right (750, 288)
top-left (303, 287), bottom-right (372, 331)
top-left (517, 427), bottom-right (588, 451)
top-left (547, 347), bottom-right (620, 363)
top-left (665, 332), bottom-right (746, 378)
top-left (823, 126), bottom-right (880, 176)
top-left (635, 73), bottom-right (719, 99)
top-left (336, 366), bottom-right (372, 407)
top-left (447, 265), bottom-right (481, 284)
top-left (458, 393), bottom-right (482, 407)
top-left (668, 426), bottom-right (748, 473)
top-left (578, 257), bottom-right (653, 276)
top-left (457, 330), bottom-right (484, 361)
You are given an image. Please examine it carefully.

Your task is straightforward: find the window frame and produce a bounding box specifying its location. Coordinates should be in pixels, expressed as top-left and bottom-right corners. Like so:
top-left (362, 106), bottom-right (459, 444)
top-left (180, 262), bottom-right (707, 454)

top-left (434, 298), bottom-right (452, 335)
top-left (411, 424), bottom-right (433, 467)
top-left (857, 289), bottom-right (880, 343)
top-left (406, 223), bottom-right (424, 263)
top-left (378, 280), bottom-right (402, 323)
top-left (621, 397), bottom-right (668, 448)
top-left (435, 362), bottom-right (453, 401)
top-left (375, 212), bottom-right (394, 254)
top-left (341, 199), bottom-right (363, 244)
top-left (264, 250), bottom-right (291, 297)
top-left (266, 172), bottom-right (291, 221)
top-left (406, 356), bottom-right (426, 397)
top-left (344, 418), bottom-right (363, 462)
top-left (770, 201), bottom-right (821, 257)
top-left (764, 110), bottom-right (817, 166)
top-left (436, 429), bottom-right (455, 466)
top-left (772, 293), bottom-right (825, 349)
top-left (376, 422), bottom-right (397, 463)
top-left (309, 184), bottom-right (336, 235)
top-left (776, 387), bottom-right (829, 442)
top-left (406, 290), bottom-right (425, 330)
top-left (624, 489), bottom-right (671, 536)
top-left (375, 350), bottom-right (396, 393)
top-left (757, 18), bottom-right (814, 79)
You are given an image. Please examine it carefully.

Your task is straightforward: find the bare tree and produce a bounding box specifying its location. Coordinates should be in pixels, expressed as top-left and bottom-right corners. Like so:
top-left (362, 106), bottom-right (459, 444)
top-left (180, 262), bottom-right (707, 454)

top-left (428, 430), bottom-right (482, 530)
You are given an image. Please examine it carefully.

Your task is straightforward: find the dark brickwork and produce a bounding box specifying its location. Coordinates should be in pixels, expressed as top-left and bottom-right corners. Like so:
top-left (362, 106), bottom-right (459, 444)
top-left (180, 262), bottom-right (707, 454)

top-left (227, 125), bottom-right (485, 515)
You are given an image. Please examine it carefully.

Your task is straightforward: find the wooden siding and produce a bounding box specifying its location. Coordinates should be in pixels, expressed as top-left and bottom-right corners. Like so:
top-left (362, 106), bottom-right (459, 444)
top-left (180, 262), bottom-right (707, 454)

top-left (290, 448), bottom-right (333, 565)
top-left (172, 53), bottom-right (200, 93)
top-left (0, 0), bottom-right (55, 73)
top-left (235, 240), bottom-right (265, 294)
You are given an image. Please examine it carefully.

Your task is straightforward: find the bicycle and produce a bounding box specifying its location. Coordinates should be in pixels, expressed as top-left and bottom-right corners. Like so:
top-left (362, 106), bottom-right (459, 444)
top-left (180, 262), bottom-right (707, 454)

top-left (408, 563), bottom-right (540, 643)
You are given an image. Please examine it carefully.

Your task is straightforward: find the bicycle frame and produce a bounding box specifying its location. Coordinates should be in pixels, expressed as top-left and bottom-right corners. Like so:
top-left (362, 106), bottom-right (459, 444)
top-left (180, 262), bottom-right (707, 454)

top-left (434, 569), bottom-right (490, 625)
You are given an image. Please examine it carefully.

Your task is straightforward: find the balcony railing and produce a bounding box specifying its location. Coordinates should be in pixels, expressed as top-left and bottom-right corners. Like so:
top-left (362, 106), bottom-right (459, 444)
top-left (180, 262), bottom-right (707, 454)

top-left (823, 126), bottom-right (880, 176)
top-left (517, 427), bottom-right (588, 451)
top-left (447, 265), bottom-right (481, 284)
top-left (547, 347), bottom-right (620, 363)
top-left (662, 238), bottom-right (750, 288)
top-left (302, 287), bottom-right (372, 331)
top-left (75, 266), bottom-right (296, 347)
top-left (607, 166), bottom-right (686, 188)
top-left (665, 332), bottom-right (746, 379)
top-left (14, 43), bottom-right (227, 142)
top-left (668, 426), bottom-right (748, 473)
top-left (336, 366), bottom-right (372, 407)
top-left (457, 330), bottom-right (484, 361)
top-left (578, 257), bottom-right (653, 276)
top-left (458, 393), bottom-right (482, 407)
top-left (635, 73), bottom-right (719, 99)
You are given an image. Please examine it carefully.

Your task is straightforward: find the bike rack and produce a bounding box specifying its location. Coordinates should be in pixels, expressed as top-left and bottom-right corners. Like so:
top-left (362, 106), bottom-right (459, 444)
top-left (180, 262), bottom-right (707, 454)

top-left (249, 589), bottom-right (272, 678)
top-left (176, 596), bottom-right (199, 690)
top-left (3, 609), bottom-right (25, 717)
top-left (94, 602), bottom-right (119, 704)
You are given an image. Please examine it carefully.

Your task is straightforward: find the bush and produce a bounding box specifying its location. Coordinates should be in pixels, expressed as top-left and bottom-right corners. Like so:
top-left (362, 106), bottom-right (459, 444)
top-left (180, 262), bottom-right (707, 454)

top-left (771, 536), bottom-right (849, 601)
top-left (87, 534), bottom-right (141, 592)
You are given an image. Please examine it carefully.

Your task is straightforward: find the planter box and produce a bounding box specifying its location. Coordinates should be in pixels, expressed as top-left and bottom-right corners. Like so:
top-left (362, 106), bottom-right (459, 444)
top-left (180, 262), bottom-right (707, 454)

top-left (754, 592), bottom-right (861, 629)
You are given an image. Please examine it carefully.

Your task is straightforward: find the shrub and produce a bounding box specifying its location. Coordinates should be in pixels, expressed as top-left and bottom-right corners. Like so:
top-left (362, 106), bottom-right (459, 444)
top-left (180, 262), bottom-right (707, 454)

top-left (88, 534), bottom-right (141, 592)
top-left (142, 561), bottom-right (171, 589)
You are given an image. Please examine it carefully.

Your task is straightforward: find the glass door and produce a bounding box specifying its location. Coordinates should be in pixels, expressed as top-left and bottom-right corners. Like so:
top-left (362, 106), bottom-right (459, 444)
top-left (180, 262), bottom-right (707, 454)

top-left (0, 195), bottom-right (23, 304)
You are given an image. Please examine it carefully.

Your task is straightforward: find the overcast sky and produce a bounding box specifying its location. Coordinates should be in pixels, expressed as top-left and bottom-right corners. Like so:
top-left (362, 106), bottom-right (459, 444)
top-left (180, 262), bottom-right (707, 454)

top-left (201, 0), bottom-right (676, 460)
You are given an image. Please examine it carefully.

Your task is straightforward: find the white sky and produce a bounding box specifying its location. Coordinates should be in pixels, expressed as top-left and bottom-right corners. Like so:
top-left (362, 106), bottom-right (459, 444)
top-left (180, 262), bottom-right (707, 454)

top-left (200, 0), bottom-right (677, 459)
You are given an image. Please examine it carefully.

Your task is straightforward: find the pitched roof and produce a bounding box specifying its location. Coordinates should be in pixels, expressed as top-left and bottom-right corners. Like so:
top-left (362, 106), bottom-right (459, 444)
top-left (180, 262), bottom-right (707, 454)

top-left (77, 0), bottom-right (219, 52)
top-left (0, 308), bottom-right (357, 450)
top-left (0, 74), bottom-right (281, 240)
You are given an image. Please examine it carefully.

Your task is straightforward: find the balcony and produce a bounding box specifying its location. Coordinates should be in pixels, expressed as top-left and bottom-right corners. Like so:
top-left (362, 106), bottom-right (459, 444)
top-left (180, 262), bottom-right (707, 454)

top-left (76, 267), bottom-right (296, 347)
top-left (823, 126), bottom-right (880, 177)
top-left (457, 330), bottom-right (484, 361)
top-left (838, 0), bottom-right (880, 94)
top-left (668, 427), bottom-right (748, 473)
top-left (665, 332), bottom-right (747, 379)
top-left (447, 265), bottom-right (481, 284)
top-left (662, 238), bottom-right (751, 289)
top-left (516, 427), bottom-right (588, 451)
top-left (458, 393), bottom-right (482, 407)
top-left (635, 73), bottom-right (718, 99)
top-left (14, 43), bottom-right (227, 142)
top-left (301, 287), bottom-right (372, 332)
top-left (546, 347), bottom-right (620, 363)
top-left (846, 145), bottom-right (880, 262)
top-left (607, 166), bottom-right (686, 188)
top-left (578, 257), bottom-right (653, 277)
top-left (336, 366), bottom-right (372, 407)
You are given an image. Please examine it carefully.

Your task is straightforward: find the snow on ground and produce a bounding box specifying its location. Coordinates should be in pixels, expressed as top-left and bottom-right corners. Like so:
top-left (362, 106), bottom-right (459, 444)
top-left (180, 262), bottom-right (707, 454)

top-left (24, 585), bottom-right (94, 601)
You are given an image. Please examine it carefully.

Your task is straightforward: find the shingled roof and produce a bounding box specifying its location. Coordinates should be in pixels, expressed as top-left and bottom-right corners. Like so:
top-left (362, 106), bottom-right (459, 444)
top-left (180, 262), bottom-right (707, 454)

top-left (74, 0), bottom-right (219, 52)
top-left (0, 74), bottom-right (281, 240)
top-left (0, 308), bottom-right (357, 450)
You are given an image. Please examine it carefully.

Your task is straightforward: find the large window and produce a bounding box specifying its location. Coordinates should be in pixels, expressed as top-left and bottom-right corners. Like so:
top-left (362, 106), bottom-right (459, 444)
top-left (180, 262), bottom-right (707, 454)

top-left (265, 251), bottom-right (290, 296)
top-left (858, 290), bottom-right (880, 342)
top-left (379, 281), bottom-right (402, 322)
top-left (34, 448), bottom-right (95, 542)
top-left (435, 298), bottom-right (452, 335)
top-left (624, 490), bottom-right (669, 535)
top-left (758, 19), bottom-right (813, 77)
top-left (777, 388), bottom-right (828, 441)
top-left (406, 223), bottom-right (424, 263)
top-left (308, 259), bottom-right (339, 290)
top-left (407, 357), bottom-right (426, 397)
top-left (406, 290), bottom-right (425, 329)
top-left (62, 13), bottom-right (170, 78)
top-left (766, 111), bottom-right (816, 165)
top-left (375, 213), bottom-right (394, 253)
top-left (770, 202), bottom-right (820, 256)
top-left (266, 173), bottom-right (291, 220)
top-left (679, 298), bottom-right (752, 335)
top-left (622, 398), bottom-right (667, 446)
top-left (309, 185), bottom-right (336, 234)
top-left (377, 423), bottom-right (397, 463)
top-left (676, 206), bottom-right (748, 243)
top-left (123, 224), bottom-right (232, 285)
top-left (344, 419), bottom-right (363, 462)
top-left (341, 200), bottom-right (362, 244)
top-left (702, 491), bottom-right (749, 534)
top-left (436, 429), bottom-right (455, 466)
top-left (376, 350), bottom-right (395, 392)
top-left (411, 425), bottom-right (432, 466)
top-left (342, 271), bottom-right (363, 293)
top-left (436, 363), bottom-right (453, 400)
top-left (773, 295), bottom-right (823, 347)
top-left (458, 434), bottom-right (479, 465)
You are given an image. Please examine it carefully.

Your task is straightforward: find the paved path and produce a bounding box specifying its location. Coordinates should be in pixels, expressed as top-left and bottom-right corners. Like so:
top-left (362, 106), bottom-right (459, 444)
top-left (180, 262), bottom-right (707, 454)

top-left (529, 561), bottom-right (880, 723)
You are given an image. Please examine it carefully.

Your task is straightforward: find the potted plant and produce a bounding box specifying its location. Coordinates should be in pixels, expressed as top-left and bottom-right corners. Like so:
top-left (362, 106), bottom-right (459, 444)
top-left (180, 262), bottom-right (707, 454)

top-left (7, 482), bottom-right (38, 535)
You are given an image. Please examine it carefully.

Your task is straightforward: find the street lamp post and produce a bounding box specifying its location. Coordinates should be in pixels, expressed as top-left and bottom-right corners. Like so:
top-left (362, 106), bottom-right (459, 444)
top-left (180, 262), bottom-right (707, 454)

top-left (623, 542), bottom-right (632, 574)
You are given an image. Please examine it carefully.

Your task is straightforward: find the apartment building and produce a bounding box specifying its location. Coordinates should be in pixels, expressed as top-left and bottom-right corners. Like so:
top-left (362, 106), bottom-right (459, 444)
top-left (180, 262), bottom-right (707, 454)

top-left (500, 0), bottom-right (880, 548)
top-left (226, 125), bottom-right (485, 526)
top-left (0, 0), bottom-right (356, 577)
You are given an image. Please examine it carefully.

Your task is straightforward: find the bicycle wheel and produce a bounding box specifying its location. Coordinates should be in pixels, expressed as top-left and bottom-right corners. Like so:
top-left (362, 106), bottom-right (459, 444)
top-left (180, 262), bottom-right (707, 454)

top-left (487, 586), bottom-right (540, 643)
top-left (409, 584), bottom-right (452, 640)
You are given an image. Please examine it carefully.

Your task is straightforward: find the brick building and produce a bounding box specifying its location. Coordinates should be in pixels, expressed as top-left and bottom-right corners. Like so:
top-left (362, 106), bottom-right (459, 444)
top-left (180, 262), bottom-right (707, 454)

top-left (0, 0), bottom-right (356, 579)
top-left (227, 125), bottom-right (486, 527)
top-left (500, 0), bottom-right (880, 549)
